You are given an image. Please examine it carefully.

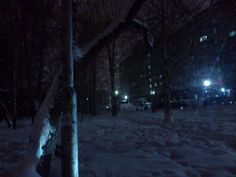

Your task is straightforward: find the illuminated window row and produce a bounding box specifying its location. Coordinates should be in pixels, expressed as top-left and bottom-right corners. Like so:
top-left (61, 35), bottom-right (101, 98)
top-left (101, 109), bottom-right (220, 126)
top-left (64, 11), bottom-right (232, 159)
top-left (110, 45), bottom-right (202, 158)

top-left (200, 30), bottom-right (236, 42)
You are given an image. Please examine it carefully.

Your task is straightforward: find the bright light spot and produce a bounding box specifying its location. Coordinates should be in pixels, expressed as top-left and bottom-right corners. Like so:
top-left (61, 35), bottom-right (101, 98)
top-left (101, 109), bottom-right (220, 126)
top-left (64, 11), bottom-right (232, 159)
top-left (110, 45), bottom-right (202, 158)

top-left (221, 88), bottom-right (225, 92)
top-left (86, 97), bottom-right (89, 101)
top-left (124, 95), bottom-right (128, 100)
top-left (115, 90), bottom-right (119, 95)
top-left (200, 35), bottom-right (207, 42)
top-left (203, 80), bottom-right (211, 87)
top-left (106, 106), bottom-right (109, 109)
top-left (150, 91), bottom-right (155, 95)
top-left (229, 31), bottom-right (236, 37)
top-left (180, 106), bottom-right (184, 110)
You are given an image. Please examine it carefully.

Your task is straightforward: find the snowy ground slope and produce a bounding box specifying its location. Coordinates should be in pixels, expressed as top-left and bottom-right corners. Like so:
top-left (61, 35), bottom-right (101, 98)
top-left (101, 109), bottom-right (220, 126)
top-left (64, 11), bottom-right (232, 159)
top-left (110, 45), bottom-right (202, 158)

top-left (0, 105), bottom-right (236, 177)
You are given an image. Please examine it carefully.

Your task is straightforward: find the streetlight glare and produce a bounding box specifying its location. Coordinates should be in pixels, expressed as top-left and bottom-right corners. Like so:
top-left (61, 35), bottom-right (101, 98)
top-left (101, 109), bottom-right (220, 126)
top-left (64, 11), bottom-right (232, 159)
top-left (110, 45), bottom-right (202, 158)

top-left (115, 90), bottom-right (119, 95)
top-left (203, 80), bottom-right (211, 87)
top-left (221, 88), bottom-right (225, 92)
top-left (150, 90), bottom-right (155, 95)
top-left (124, 95), bottom-right (128, 100)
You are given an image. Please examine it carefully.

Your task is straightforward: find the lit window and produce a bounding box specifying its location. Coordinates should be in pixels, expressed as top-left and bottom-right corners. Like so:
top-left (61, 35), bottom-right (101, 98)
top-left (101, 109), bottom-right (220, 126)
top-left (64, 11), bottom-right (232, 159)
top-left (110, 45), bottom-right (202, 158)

top-left (200, 35), bottom-right (207, 42)
top-left (149, 84), bottom-right (152, 88)
top-left (229, 31), bottom-right (236, 37)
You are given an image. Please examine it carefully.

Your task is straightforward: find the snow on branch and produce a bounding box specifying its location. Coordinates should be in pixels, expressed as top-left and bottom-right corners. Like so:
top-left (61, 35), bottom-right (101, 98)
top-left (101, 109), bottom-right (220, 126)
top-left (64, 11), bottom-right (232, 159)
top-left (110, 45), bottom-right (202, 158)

top-left (132, 18), bottom-right (154, 48)
top-left (29, 67), bottom-right (62, 159)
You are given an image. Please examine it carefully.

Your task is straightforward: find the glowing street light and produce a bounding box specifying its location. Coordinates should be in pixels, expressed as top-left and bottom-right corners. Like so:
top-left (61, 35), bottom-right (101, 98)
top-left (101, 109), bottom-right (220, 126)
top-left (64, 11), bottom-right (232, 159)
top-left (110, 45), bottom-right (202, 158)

top-left (221, 88), bottom-right (225, 93)
top-left (115, 90), bottom-right (119, 95)
top-left (203, 80), bottom-right (211, 87)
top-left (150, 90), bottom-right (155, 95)
top-left (124, 95), bottom-right (128, 100)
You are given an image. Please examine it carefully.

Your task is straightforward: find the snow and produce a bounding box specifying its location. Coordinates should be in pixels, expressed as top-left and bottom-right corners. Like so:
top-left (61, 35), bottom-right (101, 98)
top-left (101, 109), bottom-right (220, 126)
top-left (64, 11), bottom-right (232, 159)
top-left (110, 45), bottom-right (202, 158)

top-left (1, 105), bottom-right (236, 177)
top-left (0, 70), bottom-right (62, 177)
top-left (79, 106), bottom-right (236, 177)
top-left (30, 70), bottom-right (61, 159)
top-left (133, 18), bottom-right (154, 48)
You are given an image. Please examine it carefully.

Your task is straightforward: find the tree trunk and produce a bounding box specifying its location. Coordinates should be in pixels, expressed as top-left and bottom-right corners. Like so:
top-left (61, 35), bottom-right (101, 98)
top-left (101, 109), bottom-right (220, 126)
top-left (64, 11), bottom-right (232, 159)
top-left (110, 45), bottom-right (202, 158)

top-left (61, 0), bottom-right (79, 177)
top-left (91, 59), bottom-right (96, 115)
top-left (107, 42), bottom-right (117, 116)
top-left (12, 56), bottom-right (17, 129)
top-left (161, 0), bottom-right (172, 124)
top-left (88, 59), bottom-right (96, 115)
top-left (163, 55), bottom-right (172, 124)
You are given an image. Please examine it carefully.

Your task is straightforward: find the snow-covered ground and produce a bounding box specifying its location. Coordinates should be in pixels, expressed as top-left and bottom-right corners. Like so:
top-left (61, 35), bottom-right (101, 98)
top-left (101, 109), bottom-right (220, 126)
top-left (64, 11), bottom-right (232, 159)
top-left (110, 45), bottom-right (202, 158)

top-left (1, 105), bottom-right (236, 177)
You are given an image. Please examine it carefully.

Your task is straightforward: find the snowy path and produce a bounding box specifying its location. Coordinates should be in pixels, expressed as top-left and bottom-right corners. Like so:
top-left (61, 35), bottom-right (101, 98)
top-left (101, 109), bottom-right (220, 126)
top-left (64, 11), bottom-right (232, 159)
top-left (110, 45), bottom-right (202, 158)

top-left (0, 105), bottom-right (236, 177)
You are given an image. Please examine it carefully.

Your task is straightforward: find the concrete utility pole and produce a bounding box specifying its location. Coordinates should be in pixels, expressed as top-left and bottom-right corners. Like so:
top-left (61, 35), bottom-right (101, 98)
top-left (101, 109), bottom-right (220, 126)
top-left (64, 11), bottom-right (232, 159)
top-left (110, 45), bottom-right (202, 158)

top-left (62, 0), bottom-right (79, 177)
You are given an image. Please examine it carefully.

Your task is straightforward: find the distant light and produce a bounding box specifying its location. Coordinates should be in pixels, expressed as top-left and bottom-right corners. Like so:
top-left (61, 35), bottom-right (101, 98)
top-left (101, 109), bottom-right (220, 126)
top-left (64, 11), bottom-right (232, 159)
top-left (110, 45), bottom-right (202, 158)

top-left (200, 35), bottom-right (207, 42)
top-left (180, 106), bottom-right (184, 110)
top-left (229, 30), bottom-right (236, 37)
top-left (106, 106), bottom-right (109, 109)
top-left (86, 97), bottom-right (89, 101)
top-left (203, 80), bottom-right (211, 87)
top-left (124, 95), bottom-right (128, 100)
top-left (150, 90), bottom-right (155, 95)
top-left (221, 88), bottom-right (225, 92)
top-left (115, 90), bottom-right (119, 95)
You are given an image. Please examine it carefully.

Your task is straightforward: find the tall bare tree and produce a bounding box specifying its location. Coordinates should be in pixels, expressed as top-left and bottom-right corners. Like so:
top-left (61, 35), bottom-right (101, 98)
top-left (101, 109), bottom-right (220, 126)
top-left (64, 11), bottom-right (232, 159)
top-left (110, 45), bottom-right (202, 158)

top-left (139, 0), bottom-right (216, 124)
